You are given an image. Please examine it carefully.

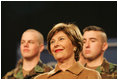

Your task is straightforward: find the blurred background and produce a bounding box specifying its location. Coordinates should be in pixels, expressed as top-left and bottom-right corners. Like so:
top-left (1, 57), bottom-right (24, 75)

top-left (1, 1), bottom-right (117, 78)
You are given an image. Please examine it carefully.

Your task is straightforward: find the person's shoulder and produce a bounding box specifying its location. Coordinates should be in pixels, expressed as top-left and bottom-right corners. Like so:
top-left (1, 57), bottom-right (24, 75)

top-left (42, 63), bottom-right (53, 72)
top-left (34, 69), bottom-right (55, 79)
top-left (104, 58), bottom-right (117, 67)
top-left (2, 69), bottom-right (15, 79)
top-left (84, 67), bottom-right (100, 74)
top-left (102, 61), bottom-right (117, 79)
top-left (34, 71), bottom-right (49, 79)
top-left (104, 59), bottom-right (117, 72)
top-left (2, 59), bottom-right (22, 79)
top-left (83, 67), bottom-right (101, 79)
top-left (109, 62), bottom-right (117, 73)
top-left (38, 60), bottom-right (53, 72)
top-left (43, 64), bottom-right (53, 70)
top-left (109, 62), bottom-right (117, 68)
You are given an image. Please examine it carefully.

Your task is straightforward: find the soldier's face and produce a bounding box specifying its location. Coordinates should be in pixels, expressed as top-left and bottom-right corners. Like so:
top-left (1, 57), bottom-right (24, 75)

top-left (20, 31), bottom-right (40, 59)
top-left (82, 31), bottom-right (104, 60)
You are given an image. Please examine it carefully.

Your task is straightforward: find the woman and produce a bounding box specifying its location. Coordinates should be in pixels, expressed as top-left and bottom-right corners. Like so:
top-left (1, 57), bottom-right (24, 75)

top-left (34, 23), bottom-right (101, 79)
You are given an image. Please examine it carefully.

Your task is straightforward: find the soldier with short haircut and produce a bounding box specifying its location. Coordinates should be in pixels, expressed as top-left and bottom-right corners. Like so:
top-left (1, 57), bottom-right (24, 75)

top-left (3, 29), bottom-right (53, 79)
top-left (80, 26), bottom-right (117, 79)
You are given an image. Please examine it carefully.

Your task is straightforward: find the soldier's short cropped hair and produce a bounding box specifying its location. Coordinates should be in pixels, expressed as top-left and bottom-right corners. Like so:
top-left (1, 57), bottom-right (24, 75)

top-left (83, 26), bottom-right (107, 42)
top-left (23, 29), bottom-right (44, 44)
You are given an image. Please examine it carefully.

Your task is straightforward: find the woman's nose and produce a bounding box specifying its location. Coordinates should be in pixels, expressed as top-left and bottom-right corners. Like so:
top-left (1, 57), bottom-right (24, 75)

top-left (54, 41), bottom-right (59, 48)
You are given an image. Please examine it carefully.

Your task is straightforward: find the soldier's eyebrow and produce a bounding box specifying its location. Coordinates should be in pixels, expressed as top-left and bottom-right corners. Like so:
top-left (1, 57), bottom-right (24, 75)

top-left (21, 40), bottom-right (25, 42)
top-left (90, 38), bottom-right (97, 40)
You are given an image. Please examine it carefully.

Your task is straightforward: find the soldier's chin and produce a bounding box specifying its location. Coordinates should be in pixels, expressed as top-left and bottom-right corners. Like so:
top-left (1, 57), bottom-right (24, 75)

top-left (85, 57), bottom-right (95, 61)
top-left (87, 58), bottom-right (94, 61)
top-left (23, 56), bottom-right (33, 60)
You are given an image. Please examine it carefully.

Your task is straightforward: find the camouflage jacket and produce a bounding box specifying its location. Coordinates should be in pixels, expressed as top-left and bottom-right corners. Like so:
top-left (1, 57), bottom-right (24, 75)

top-left (85, 58), bottom-right (117, 79)
top-left (2, 59), bottom-right (53, 79)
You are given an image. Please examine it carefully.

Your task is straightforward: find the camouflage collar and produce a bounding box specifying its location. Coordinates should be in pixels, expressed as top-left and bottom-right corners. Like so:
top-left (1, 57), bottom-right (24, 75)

top-left (13, 59), bottom-right (45, 79)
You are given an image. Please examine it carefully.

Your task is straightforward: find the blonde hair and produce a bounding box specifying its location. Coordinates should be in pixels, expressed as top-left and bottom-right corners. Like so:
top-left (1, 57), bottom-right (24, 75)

top-left (23, 29), bottom-right (44, 44)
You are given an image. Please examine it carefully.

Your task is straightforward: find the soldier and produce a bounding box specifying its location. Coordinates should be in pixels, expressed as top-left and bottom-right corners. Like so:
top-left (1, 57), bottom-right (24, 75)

top-left (81, 26), bottom-right (117, 79)
top-left (3, 29), bottom-right (53, 79)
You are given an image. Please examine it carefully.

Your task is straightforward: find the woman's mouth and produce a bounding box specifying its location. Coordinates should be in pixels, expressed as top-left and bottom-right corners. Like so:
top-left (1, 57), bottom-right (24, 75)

top-left (55, 49), bottom-right (63, 53)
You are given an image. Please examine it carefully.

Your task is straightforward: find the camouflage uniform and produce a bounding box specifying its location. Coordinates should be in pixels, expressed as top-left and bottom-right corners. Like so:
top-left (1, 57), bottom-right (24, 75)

top-left (2, 59), bottom-right (53, 79)
top-left (85, 58), bottom-right (117, 79)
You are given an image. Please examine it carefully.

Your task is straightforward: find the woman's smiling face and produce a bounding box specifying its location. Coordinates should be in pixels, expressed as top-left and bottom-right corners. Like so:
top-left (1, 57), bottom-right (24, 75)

top-left (50, 31), bottom-right (75, 62)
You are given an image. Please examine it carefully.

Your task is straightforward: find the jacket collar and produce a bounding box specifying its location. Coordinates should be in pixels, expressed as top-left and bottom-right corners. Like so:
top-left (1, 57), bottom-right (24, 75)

top-left (47, 62), bottom-right (84, 78)
top-left (67, 61), bottom-right (84, 75)
top-left (13, 59), bottom-right (44, 78)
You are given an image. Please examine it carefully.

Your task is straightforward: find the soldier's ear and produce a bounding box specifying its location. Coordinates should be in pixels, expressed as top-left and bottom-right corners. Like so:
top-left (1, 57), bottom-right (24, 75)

top-left (102, 42), bottom-right (108, 51)
top-left (39, 44), bottom-right (44, 53)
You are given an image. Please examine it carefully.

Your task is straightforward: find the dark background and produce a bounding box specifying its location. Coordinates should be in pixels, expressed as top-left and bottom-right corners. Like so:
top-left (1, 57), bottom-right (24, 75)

top-left (1, 1), bottom-right (117, 78)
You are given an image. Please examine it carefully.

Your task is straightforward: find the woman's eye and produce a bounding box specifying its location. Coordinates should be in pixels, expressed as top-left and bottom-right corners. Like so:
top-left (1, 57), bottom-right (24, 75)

top-left (60, 37), bottom-right (64, 40)
top-left (50, 40), bottom-right (54, 44)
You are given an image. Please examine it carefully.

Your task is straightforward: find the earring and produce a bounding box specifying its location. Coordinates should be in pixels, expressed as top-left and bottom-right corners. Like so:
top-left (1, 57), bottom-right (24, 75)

top-left (73, 47), bottom-right (77, 52)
